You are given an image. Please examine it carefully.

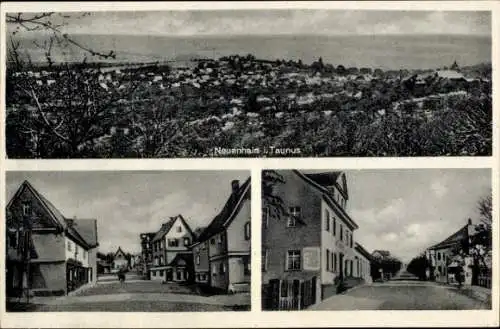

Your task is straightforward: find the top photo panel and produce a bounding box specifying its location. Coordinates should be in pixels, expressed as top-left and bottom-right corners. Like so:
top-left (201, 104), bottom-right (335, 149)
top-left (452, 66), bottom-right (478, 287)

top-left (5, 9), bottom-right (492, 158)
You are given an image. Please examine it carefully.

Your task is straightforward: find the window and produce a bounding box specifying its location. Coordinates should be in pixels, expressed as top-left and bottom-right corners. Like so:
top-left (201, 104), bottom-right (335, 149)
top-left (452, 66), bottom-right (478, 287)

top-left (340, 225), bottom-right (343, 241)
top-left (326, 249), bottom-right (330, 271)
top-left (159, 255), bottom-right (164, 265)
top-left (218, 234), bottom-right (224, 244)
top-left (184, 238), bottom-right (190, 246)
top-left (261, 249), bottom-right (268, 271)
top-left (212, 264), bottom-right (217, 275)
top-left (160, 270), bottom-right (164, 276)
top-left (154, 256), bottom-right (158, 266)
top-left (244, 222), bottom-right (251, 240)
top-left (168, 239), bottom-right (179, 247)
top-left (350, 233), bottom-right (353, 248)
top-left (333, 217), bottom-right (336, 236)
top-left (202, 242), bottom-right (207, 250)
top-left (437, 252), bottom-right (441, 261)
top-left (152, 270), bottom-right (156, 277)
top-left (8, 231), bottom-right (18, 248)
top-left (22, 202), bottom-right (31, 216)
top-left (325, 210), bottom-right (330, 232)
top-left (331, 252), bottom-right (334, 273)
top-left (177, 226), bottom-right (182, 233)
top-left (243, 256), bottom-right (251, 275)
top-left (288, 207), bottom-right (300, 227)
top-left (263, 207), bottom-right (269, 228)
top-left (334, 253), bottom-right (337, 272)
top-left (286, 250), bottom-right (301, 270)
top-left (196, 255), bottom-right (200, 265)
top-left (210, 238), bottom-right (215, 245)
top-left (67, 240), bottom-right (72, 252)
top-left (219, 262), bottom-right (226, 274)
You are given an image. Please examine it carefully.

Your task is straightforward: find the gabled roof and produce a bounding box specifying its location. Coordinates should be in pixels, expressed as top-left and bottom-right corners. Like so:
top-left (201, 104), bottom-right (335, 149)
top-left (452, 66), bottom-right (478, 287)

top-left (114, 246), bottom-right (126, 258)
top-left (167, 252), bottom-right (193, 267)
top-left (428, 224), bottom-right (469, 250)
top-left (196, 177), bottom-right (251, 242)
top-left (7, 181), bottom-right (98, 249)
top-left (294, 171), bottom-right (358, 230)
top-left (7, 180), bottom-right (65, 230)
top-left (152, 214), bottom-right (194, 242)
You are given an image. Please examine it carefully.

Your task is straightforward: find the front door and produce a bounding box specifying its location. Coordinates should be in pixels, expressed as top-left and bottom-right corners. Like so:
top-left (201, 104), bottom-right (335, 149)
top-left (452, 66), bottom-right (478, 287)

top-left (166, 269), bottom-right (173, 281)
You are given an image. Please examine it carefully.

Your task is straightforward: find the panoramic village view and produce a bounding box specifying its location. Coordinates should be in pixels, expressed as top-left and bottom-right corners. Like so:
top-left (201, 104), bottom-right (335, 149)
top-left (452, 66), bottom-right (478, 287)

top-left (5, 10), bottom-right (492, 158)
top-left (261, 169), bottom-right (492, 310)
top-left (5, 171), bottom-right (251, 311)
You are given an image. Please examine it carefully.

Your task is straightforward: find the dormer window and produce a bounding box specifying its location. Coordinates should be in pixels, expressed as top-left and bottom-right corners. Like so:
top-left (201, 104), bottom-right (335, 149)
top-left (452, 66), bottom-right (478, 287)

top-left (177, 226), bottom-right (182, 233)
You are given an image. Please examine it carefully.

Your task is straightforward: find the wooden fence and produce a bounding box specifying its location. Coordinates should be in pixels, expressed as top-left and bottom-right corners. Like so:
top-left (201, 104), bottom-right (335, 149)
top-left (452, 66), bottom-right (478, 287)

top-left (477, 274), bottom-right (492, 289)
top-left (263, 276), bottom-right (317, 311)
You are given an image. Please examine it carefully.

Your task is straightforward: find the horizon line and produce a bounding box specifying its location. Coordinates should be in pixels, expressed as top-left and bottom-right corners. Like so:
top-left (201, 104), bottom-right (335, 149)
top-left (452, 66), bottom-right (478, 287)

top-left (11, 31), bottom-right (492, 38)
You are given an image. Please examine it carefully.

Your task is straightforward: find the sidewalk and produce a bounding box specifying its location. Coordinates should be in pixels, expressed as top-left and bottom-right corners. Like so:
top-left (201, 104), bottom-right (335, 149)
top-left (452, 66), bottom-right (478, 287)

top-left (449, 285), bottom-right (492, 305)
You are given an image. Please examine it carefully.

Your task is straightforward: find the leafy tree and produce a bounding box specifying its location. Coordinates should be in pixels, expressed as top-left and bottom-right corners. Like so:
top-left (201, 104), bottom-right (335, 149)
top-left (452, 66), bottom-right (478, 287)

top-left (407, 253), bottom-right (430, 280)
top-left (261, 170), bottom-right (286, 222)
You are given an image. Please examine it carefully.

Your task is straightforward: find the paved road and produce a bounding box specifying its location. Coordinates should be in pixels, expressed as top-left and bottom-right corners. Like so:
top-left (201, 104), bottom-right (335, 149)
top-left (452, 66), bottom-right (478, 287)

top-left (310, 281), bottom-right (490, 310)
top-left (8, 281), bottom-right (250, 312)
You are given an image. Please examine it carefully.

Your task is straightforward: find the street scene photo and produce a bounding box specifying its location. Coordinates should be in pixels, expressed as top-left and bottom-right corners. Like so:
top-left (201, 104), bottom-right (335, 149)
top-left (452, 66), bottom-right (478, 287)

top-left (5, 10), bottom-right (492, 158)
top-left (261, 169), bottom-right (492, 310)
top-left (5, 170), bottom-right (251, 312)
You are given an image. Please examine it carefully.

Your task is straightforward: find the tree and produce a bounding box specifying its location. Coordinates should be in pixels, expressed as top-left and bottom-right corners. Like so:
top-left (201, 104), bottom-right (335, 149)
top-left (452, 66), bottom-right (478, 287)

top-left (336, 65), bottom-right (347, 76)
top-left (261, 170), bottom-right (287, 221)
top-left (407, 253), bottom-right (430, 280)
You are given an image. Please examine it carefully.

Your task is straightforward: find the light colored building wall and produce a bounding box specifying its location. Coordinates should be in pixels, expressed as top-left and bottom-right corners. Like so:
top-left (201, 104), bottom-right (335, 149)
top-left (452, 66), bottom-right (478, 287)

top-left (226, 198), bottom-right (251, 253)
top-left (64, 236), bottom-right (89, 267)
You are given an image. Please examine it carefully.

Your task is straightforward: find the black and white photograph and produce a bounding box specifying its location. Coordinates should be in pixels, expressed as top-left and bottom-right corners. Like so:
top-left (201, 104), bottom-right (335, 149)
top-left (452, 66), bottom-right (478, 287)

top-left (261, 169), bottom-right (492, 310)
top-left (5, 9), bottom-right (492, 158)
top-left (5, 170), bottom-right (251, 312)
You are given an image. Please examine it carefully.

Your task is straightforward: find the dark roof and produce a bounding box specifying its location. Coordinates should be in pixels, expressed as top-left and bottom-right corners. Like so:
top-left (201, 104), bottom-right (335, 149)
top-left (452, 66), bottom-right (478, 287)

top-left (295, 171), bottom-right (357, 230)
top-left (428, 224), bottom-right (468, 250)
top-left (355, 243), bottom-right (373, 261)
top-left (196, 177), bottom-right (251, 242)
top-left (65, 218), bottom-right (98, 248)
top-left (372, 250), bottom-right (391, 258)
top-left (152, 217), bottom-right (177, 242)
top-left (167, 252), bottom-right (193, 267)
top-left (305, 172), bottom-right (342, 188)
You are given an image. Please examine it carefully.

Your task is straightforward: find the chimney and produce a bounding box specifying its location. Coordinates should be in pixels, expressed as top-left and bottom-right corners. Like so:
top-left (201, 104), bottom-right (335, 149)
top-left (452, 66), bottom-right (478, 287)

top-left (231, 180), bottom-right (240, 194)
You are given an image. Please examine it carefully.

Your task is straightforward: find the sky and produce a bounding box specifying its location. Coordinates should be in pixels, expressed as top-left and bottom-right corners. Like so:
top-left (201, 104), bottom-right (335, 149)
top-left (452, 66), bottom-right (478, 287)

top-left (304, 169), bottom-right (491, 263)
top-left (5, 170), bottom-right (249, 254)
top-left (7, 10), bottom-right (491, 36)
